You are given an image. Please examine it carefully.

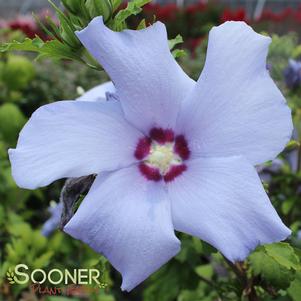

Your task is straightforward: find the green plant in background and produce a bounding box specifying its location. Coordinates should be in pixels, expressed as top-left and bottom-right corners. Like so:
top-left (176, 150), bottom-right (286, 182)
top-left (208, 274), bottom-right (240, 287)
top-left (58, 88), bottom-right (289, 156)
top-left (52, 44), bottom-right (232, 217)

top-left (0, 54), bottom-right (35, 103)
top-left (0, 103), bottom-right (26, 145)
top-left (3, 55), bottom-right (35, 91)
top-left (0, 0), bottom-right (152, 69)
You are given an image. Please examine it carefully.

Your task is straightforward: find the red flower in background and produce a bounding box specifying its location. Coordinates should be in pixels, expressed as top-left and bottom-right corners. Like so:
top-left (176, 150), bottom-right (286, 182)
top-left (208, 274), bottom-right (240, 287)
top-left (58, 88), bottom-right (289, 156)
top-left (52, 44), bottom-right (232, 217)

top-left (144, 3), bottom-right (179, 22)
top-left (220, 8), bottom-right (247, 23)
top-left (294, 6), bottom-right (301, 23)
top-left (8, 15), bottom-right (39, 39)
top-left (186, 37), bottom-right (203, 54)
top-left (259, 7), bottom-right (295, 23)
top-left (159, 4), bottom-right (179, 21)
top-left (186, 2), bottom-right (207, 15)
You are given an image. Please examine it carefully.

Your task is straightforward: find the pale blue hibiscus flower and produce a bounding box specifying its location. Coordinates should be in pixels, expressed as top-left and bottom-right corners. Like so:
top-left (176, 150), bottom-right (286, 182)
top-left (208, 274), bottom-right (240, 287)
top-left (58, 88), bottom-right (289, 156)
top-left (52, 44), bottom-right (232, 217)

top-left (41, 82), bottom-right (116, 237)
top-left (76, 81), bottom-right (116, 102)
top-left (9, 18), bottom-right (293, 291)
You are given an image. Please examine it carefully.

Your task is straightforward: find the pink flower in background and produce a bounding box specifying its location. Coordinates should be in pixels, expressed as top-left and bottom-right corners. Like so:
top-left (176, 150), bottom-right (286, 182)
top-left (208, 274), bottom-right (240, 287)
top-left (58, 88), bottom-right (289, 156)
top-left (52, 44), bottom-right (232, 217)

top-left (8, 15), bottom-right (39, 39)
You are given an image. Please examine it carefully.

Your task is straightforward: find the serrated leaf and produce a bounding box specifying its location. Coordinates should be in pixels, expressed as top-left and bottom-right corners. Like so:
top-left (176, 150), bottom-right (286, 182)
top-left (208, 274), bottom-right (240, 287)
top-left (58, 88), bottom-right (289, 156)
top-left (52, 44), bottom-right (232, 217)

top-left (249, 249), bottom-right (295, 289)
top-left (264, 243), bottom-right (300, 270)
top-left (0, 38), bottom-right (81, 61)
top-left (288, 271), bottom-right (301, 301)
top-left (168, 34), bottom-right (183, 51)
top-left (1, 37), bottom-right (43, 53)
top-left (172, 49), bottom-right (186, 59)
top-left (113, 0), bottom-right (151, 30)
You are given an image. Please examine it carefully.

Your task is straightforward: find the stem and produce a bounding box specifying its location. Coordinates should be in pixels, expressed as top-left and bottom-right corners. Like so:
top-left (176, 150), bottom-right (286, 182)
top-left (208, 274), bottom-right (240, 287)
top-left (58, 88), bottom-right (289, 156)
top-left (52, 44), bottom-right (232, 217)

top-left (198, 275), bottom-right (217, 288)
top-left (223, 257), bottom-right (244, 281)
top-left (223, 257), bottom-right (259, 301)
top-left (247, 280), bottom-right (260, 301)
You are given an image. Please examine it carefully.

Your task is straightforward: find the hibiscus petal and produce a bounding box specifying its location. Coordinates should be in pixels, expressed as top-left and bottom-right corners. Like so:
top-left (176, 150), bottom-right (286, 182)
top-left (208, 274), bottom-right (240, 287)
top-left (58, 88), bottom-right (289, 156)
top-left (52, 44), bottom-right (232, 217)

top-left (64, 166), bottom-right (180, 291)
top-left (76, 81), bottom-right (116, 102)
top-left (76, 16), bottom-right (194, 133)
top-left (167, 156), bottom-right (291, 261)
top-left (177, 22), bottom-right (293, 165)
top-left (9, 101), bottom-right (142, 189)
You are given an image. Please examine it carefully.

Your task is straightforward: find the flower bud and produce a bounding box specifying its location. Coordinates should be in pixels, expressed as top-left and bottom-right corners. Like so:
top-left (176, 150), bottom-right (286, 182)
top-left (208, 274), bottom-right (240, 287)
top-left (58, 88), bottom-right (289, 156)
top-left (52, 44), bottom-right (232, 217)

top-left (85, 0), bottom-right (113, 22)
top-left (62, 0), bottom-right (83, 15)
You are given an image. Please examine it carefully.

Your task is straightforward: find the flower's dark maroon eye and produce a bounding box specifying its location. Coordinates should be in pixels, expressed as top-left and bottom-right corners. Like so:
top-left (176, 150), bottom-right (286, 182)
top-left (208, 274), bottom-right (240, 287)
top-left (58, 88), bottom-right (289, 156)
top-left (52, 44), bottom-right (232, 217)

top-left (150, 128), bottom-right (175, 144)
top-left (163, 164), bottom-right (187, 182)
top-left (134, 137), bottom-right (152, 160)
top-left (134, 127), bottom-right (190, 182)
top-left (139, 163), bottom-right (162, 182)
top-left (174, 135), bottom-right (190, 160)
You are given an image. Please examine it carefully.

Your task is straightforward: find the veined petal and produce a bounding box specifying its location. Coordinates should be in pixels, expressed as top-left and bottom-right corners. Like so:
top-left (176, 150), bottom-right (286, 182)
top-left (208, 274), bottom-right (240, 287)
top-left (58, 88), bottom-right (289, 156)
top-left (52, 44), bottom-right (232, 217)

top-left (64, 166), bottom-right (180, 291)
top-left (76, 81), bottom-right (116, 102)
top-left (177, 21), bottom-right (293, 165)
top-left (167, 156), bottom-right (290, 262)
top-left (76, 16), bottom-right (195, 133)
top-left (9, 101), bottom-right (142, 189)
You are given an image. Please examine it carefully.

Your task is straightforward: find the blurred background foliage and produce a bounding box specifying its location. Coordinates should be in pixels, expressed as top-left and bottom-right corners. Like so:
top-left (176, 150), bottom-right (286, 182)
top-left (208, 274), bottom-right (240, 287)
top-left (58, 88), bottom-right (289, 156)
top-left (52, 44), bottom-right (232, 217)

top-left (0, 1), bottom-right (301, 301)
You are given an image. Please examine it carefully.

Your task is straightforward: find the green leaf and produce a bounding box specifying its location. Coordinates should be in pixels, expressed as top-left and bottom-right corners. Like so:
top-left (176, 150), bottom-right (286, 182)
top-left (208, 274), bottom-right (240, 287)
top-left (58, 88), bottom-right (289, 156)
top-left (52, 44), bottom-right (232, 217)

top-left (48, 0), bottom-right (80, 48)
top-left (285, 140), bottom-right (300, 151)
top-left (281, 198), bottom-right (295, 215)
top-left (144, 261), bottom-right (199, 301)
top-left (172, 49), bottom-right (186, 59)
top-left (61, 0), bottom-right (84, 15)
top-left (86, 0), bottom-right (113, 21)
top-left (264, 243), bottom-right (300, 270)
top-left (33, 251), bottom-right (54, 268)
top-left (33, 13), bottom-right (57, 41)
top-left (168, 35), bottom-right (186, 58)
top-left (137, 19), bottom-right (147, 30)
top-left (288, 271), bottom-right (301, 301)
top-left (249, 247), bottom-right (295, 289)
top-left (0, 38), bottom-right (81, 61)
top-left (1, 37), bottom-right (43, 53)
top-left (195, 264), bottom-right (214, 280)
top-left (111, 0), bottom-right (123, 11)
top-left (168, 34), bottom-right (183, 51)
top-left (0, 103), bottom-right (26, 146)
top-left (113, 0), bottom-right (151, 31)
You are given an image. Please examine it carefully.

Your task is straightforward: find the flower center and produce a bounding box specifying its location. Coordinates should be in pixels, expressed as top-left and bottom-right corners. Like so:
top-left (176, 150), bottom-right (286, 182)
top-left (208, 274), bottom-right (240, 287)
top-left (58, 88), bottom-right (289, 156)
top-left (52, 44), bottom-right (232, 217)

top-left (134, 127), bottom-right (190, 182)
top-left (146, 142), bottom-right (182, 174)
